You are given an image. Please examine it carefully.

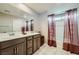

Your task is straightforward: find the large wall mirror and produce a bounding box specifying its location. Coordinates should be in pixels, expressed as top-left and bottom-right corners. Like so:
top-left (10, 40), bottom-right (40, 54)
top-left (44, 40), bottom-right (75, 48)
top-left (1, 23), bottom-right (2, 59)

top-left (0, 12), bottom-right (27, 33)
top-left (0, 12), bottom-right (13, 33)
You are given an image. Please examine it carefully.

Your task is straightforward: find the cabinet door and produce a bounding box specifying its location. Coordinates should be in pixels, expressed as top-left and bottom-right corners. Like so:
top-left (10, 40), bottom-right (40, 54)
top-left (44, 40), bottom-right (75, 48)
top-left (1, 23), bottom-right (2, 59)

top-left (16, 42), bottom-right (26, 55)
top-left (0, 46), bottom-right (16, 55)
top-left (37, 37), bottom-right (40, 49)
top-left (26, 40), bottom-right (33, 55)
top-left (33, 39), bottom-right (37, 52)
top-left (40, 36), bottom-right (44, 46)
top-left (33, 36), bottom-right (41, 52)
top-left (27, 40), bottom-right (32, 48)
top-left (27, 48), bottom-right (32, 55)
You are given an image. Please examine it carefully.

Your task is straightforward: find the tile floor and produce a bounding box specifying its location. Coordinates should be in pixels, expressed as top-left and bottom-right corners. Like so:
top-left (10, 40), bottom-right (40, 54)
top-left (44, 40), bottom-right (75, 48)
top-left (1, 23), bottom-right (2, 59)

top-left (33, 43), bottom-right (76, 55)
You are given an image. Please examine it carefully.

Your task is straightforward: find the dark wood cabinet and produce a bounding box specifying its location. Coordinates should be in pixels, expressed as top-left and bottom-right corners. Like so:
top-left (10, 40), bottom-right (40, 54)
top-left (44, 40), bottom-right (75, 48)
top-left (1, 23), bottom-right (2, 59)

top-left (37, 37), bottom-right (40, 49)
top-left (40, 36), bottom-right (44, 46)
top-left (0, 46), bottom-right (16, 55)
top-left (16, 42), bottom-right (26, 55)
top-left (0, 42), bottom-right (26, 55)
top-left (26, 36), bottom-right (33, 55)
top-left (33, 34), bottom-right (41, 52)
top-left (0, 34), bottom-right (41, 55)
top-left (26, 34), bottom-right (41, 55)
top-left (0, 37), bottom-right (26, 55)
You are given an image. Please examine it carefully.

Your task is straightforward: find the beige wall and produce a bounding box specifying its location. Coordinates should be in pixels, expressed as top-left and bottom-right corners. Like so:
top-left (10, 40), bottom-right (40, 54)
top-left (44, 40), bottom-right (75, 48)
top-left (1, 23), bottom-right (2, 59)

top-left (39, 13), bottom-right (48, 43)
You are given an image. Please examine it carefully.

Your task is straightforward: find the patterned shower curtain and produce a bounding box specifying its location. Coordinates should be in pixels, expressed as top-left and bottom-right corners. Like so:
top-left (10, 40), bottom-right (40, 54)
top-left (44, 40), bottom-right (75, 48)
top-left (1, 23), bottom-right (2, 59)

top-left (63, 8), bottom-right (79, 54)
top-left (48, 14), bottom-right (56, 47)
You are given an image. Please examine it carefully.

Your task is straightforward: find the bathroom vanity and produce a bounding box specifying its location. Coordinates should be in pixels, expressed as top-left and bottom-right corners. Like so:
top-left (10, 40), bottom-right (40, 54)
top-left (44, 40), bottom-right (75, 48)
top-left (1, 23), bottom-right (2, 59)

top-left (0, 32), bottom-right (41, 55)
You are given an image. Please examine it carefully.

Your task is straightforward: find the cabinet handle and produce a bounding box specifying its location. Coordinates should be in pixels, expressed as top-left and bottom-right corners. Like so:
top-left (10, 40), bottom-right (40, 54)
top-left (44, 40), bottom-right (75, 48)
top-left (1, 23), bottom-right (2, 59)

top-left (17, 47), bottom-right (18, 54)
top-left (14, 48), bottom-right (17, 54)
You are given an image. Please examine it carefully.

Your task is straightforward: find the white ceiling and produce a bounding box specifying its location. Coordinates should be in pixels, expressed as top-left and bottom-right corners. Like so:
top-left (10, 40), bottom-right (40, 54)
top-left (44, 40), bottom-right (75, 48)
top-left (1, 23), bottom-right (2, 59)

top-left (25, 3), bottom-right (57, 14)
top-left (0, 3), bottom-right (35, 19)
top-left (0, 4), bottom-right (26, 18)
top-left (25, 3), bottom-right (79, 14)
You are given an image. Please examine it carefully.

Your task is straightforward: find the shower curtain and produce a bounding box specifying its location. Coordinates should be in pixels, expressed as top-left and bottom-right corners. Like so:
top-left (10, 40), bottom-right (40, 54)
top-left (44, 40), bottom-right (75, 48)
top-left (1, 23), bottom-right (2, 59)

top-left (63, 8), bottom-right (79, 54)
top-left (48, 14), bottom-right (56, 47)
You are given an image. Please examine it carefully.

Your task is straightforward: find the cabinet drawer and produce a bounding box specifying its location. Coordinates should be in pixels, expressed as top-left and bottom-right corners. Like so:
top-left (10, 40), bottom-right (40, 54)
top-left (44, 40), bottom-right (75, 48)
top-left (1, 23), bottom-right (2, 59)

top-left (27, 48), bottom-right (32, 55)
top-left (0, 38), bottom-right (26, 49)
top-left (27, 40), bottom-right (32, 48)
top-left (0, 46), bottom-right (16, 55)
top-left (27, 36), bottom-right (32, 40)
top-left (33, 34), bottom-right (40, 39)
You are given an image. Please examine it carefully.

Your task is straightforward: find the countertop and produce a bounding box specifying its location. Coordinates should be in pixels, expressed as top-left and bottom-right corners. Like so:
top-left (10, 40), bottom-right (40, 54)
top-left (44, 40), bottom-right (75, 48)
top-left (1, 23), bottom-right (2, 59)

top-left (0, 32), bottom-right (40, 42)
